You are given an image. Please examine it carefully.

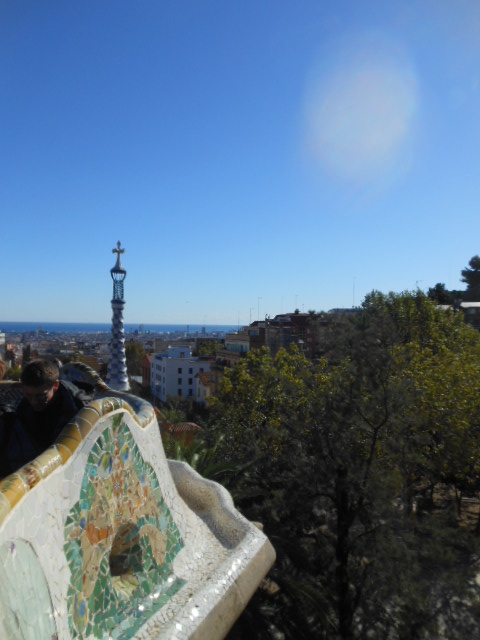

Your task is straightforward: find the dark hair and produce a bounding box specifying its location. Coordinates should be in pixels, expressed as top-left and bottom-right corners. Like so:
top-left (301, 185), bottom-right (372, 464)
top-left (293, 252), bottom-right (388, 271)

top-left (21, 360), bottom-right (59, 387)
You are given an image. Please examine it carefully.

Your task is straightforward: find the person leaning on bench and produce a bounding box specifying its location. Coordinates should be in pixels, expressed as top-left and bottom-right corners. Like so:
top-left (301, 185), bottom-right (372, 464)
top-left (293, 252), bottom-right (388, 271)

top-left (0, 359), bottom-right (91, 479)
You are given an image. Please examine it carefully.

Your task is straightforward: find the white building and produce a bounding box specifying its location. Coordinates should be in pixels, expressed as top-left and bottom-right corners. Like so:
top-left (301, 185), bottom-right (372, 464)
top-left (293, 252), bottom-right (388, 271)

top-left (151, 346), bottom-right (212, 403)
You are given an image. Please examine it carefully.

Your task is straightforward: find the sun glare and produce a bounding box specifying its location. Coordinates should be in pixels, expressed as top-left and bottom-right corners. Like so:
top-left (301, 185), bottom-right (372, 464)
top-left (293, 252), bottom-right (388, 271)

top-left (303, 33), bottom-right (419, 188)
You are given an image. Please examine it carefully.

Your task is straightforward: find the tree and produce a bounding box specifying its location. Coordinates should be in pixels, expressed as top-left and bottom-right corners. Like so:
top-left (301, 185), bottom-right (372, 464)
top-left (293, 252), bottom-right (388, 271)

top-left (22, 344), bottom-right (31, 365)
top-left (4, 365), bottom-right (21, 381)
top-left (195, 340), bottom-right (220, 357)
top-left (213, 291), bottom-right (480, 639)
top-left (210, 346), bottom-right (313, 458)
top-left (461, 255), bottom-right (480, 301)
top-left (125, 340), bottom-right (146, 376)
top-left (427, 282), bottom-right (454, 305)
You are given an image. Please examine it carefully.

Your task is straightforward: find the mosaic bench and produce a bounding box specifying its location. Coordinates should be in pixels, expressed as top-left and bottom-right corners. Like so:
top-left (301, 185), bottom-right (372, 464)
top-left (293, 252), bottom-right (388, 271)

top-left (0, 366), bottom-right (275, 639)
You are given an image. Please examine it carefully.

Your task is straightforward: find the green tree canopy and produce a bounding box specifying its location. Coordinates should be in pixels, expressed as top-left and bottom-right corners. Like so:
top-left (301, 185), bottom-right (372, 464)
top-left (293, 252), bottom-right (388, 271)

top-left (125, 340), bottom-right (146, 376)
top-left (427, 282), bottom-right (455, 305)
top-left (461, 255), bottom-right (480, 301)
top-left (212, 291), bottom-right (480, 639)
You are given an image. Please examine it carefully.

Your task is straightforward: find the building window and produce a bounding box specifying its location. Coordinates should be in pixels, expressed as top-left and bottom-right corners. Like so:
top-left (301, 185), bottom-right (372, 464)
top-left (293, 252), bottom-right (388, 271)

top-left (178, 367), bottom-right (182, 374)
top-left (178, 389), bottom-right (182, 397)
top-left (188, 378), bottom-right (193, 385)
top-left (189, 367), bottom-right (193, 374)
top-left (188, 389), bottom-right (193, 397)
top-left (178, 378), bottom-right (182, 385)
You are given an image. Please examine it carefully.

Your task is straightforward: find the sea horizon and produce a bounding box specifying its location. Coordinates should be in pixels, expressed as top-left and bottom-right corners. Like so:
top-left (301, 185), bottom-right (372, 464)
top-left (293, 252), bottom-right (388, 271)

top-left (0, 321), bottom-right (239, 335)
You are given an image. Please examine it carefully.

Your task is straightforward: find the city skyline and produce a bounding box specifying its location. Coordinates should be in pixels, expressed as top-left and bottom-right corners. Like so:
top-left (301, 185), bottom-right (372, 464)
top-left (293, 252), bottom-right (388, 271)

top-left (2, 2), bottom-right (480, 325)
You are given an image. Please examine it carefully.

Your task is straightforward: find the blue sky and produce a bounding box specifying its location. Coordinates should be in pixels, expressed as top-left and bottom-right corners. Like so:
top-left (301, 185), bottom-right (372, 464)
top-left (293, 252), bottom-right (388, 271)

top-left (1, 1), bottom-right (480, 325)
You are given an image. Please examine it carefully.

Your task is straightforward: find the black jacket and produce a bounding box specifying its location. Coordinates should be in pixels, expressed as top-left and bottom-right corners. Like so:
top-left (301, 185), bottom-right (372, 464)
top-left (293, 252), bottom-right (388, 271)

top-left (0, 381), bottom-right (90, 479)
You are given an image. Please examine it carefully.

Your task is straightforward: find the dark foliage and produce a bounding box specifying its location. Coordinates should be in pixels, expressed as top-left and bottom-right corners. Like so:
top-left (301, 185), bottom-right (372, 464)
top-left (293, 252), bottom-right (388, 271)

top-left (204, 292), bottom-right (480, 639)
top-left (461, 255), bottom-right (480, 301)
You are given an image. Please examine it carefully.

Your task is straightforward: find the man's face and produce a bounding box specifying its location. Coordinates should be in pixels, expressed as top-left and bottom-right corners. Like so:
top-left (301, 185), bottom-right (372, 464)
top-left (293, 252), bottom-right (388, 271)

top-left (23, 381), bottom-right (59, 412)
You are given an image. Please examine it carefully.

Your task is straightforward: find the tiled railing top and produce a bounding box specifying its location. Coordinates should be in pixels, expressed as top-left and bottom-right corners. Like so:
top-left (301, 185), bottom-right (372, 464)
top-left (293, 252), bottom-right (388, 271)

top-left (0, 392), bottom-right (155, 527)
top-left (0, 363), bottom-right (276, 640)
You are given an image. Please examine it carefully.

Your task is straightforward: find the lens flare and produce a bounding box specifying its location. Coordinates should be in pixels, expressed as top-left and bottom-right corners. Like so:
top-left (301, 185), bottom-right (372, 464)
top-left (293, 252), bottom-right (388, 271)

top-left (303, 33), bottom-right (419, 187)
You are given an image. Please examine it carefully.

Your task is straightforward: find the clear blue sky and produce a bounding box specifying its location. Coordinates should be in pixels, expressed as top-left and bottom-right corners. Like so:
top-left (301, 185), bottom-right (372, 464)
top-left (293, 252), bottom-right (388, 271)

top-left (1, 1), bottom-right (479, 325)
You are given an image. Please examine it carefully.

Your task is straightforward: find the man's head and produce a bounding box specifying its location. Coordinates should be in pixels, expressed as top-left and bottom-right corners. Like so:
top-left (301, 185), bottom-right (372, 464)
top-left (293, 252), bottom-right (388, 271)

top-left (21, 360), bottom-right (60, 412)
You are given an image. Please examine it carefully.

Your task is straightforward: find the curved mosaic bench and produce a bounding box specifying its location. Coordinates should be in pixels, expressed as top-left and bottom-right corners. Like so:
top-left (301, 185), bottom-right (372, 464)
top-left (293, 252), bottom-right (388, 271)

top-left (0, 385), bottom-right (275, 639)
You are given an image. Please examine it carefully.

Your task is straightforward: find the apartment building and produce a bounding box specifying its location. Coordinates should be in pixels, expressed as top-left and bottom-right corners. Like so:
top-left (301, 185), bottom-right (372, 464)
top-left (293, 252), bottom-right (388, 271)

top-left (194, 368), bottom-right (223, 406)
top-left (265, 310), bottom-right (311, 355)
top-left (460, 301), bottom-right (480, 330)
top-left (150, 346), bottom-right (212, 403)
top-left (216, 322), bottom-right (265, 367)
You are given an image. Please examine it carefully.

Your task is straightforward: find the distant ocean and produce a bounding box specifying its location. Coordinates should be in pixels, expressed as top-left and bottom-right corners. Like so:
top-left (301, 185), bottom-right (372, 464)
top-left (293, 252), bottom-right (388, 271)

top-left (0, 321), bottom-right (238, 335)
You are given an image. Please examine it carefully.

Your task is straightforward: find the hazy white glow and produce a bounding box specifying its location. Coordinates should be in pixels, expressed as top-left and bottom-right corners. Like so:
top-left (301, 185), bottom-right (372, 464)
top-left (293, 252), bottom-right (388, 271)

top-left (303, 35), bottom-right (419, 186)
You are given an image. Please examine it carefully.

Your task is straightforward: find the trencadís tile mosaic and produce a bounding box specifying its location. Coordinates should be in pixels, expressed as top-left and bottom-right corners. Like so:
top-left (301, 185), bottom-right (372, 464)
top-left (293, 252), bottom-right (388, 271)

top-left (0, 389), bottom-right (275, 639)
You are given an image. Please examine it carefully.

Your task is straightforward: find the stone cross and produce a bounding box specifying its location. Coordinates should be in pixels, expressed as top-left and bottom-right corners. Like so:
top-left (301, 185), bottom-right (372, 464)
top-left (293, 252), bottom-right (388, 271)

top-left (112, 241), bottom-right (125, 270)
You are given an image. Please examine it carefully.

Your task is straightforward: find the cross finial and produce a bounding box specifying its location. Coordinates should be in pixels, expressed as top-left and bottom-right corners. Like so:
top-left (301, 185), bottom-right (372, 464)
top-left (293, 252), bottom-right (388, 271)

top-left (112, 241), bottom-right (125, 270)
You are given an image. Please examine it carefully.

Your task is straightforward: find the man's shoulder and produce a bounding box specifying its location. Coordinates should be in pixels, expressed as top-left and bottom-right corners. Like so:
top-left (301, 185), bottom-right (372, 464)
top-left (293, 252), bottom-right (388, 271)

top-left (59, 380), bottom-right (93, 407)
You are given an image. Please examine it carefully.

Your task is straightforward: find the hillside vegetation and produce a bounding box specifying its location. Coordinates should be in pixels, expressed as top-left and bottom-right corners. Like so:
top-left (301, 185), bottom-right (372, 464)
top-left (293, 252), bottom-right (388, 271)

top-left (173, 291), bottom-right (480, 639)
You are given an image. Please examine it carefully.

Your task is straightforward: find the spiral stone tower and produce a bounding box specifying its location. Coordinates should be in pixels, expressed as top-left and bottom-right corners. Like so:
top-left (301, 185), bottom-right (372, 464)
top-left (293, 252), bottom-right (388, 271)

top-left (106, 241), bottom-right (130, 391)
